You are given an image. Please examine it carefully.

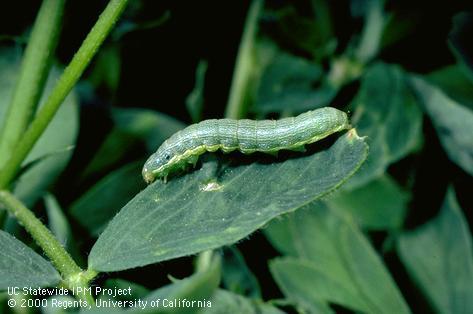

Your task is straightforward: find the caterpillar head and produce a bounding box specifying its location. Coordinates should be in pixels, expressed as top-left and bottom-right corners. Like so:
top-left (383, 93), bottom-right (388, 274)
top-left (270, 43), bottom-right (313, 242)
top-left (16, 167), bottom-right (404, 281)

top-left (142, 151), bottom-right (173, 183)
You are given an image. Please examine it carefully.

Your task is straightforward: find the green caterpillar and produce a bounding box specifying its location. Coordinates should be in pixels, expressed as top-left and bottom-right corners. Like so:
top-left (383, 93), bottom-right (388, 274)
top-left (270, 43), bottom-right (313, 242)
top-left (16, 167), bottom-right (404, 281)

top-left (142, 107), bottom-right (350, 183)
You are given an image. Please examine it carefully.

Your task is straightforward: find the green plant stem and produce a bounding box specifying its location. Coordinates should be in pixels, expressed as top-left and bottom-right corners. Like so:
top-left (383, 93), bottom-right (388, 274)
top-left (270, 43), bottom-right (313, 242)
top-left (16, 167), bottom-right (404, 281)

top-left (327, 1), bottom-right (385, 89)
top-left (0, 0), bottom-right (65, 168)
top-left (0, 191), bottom-right (96, 301)
top-left (0, 0), bottom-right (129, 189)
top-left (195, 250), bottom-right (214, 273)
top-left (355, 0), bottom-right (386, 63)
top-left (224, 0), bottom-right (263, 119)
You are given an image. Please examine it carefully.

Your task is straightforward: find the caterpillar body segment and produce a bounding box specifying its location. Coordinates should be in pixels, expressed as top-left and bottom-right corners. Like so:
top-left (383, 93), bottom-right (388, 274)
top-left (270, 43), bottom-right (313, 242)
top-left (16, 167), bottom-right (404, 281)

top-left (142, 107), bottom-right (350, 183)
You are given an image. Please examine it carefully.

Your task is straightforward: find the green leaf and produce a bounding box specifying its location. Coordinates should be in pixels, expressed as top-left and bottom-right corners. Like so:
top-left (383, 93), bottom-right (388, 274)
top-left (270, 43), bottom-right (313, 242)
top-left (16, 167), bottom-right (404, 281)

top-left (89, 130), bottom-right (368, 271)
top-left (110, 4), bottom-right (171, 41)
top-left (327, 175), bottom-right (409, 230)
top-left (0, 47), bottom-right (21, 123)
top-left (254, 51), bottom-right (331, 114)
top-left (270, 258), bottom-right (355, 314)
top-left (186, 60), bottom-right (208, 123)
top-left (102, 279), bottom-right (149, 301)
top-left (427, 65), bottom-right (473, 111)
top-left (13, 81), bottom-right (77, 207)
top-left (0, 48), bottom-right (78, 207)
top-left (0, 230), bottom-right (60, 288)
top-left (410, 76), bottom-right (473, 176)
top-left (354, 0), bottom-right (386, 63)
top-left (203, 289), bottom-right (284, 314)
top-left (70, 161), bottom-right (145, 236)
top-left (397, 189), bottom-right (473, 314)
top-left (83, 108), bottom-right (185, 179)
top-left (88, 45), bottom-right (121, 94)
top-left (112, 108), bottom-right (186, 153)
top-left (0, 0), bottom-right (64, 169)
top-left (80, 129), bottom-right (139, 180)
top-left (381, 11), bottom-right (417, 50)
top-left (266, 3), bottom-right (336, 59)
top-left (347, 63), bottom-right (422, 188)
top-left (267, 203), bottom-right (410, 314)
top-left (222, 247), bottom-right (261, 298)
top-left (21, 90), bottom-right (77, 201)
top-left (82, 255), bottom-right (220, 314)
top-left (137, 253), bottom-right (221, 314)
top-left (449, 12), bottom-right (473, 82)
top-left (44, 193), bottom-right (81, 263)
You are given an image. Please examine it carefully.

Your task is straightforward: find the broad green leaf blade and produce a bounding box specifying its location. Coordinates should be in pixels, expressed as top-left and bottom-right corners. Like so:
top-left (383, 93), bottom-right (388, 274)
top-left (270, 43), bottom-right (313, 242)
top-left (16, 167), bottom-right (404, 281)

top-left (254, 51), bottom-right (330, 114)
top-left (113, 108), bottom-right (186, 152)
top-left (327, 175), bottom-right (409, 230)
top-left (380, 10), bottom-right (416, 50)
top-left (0, 230), bottom-right (61, 288)
top-left (89, 130), bottom-right (368, 271)
top-left (83, 108), bottom-right (185, 179)
top-left (0, 47), bottom-right (21, 119)
top-left (266, 3), bottom-right (335, 59)
top-left (70, 161), bottom-right (145, 236)
top-left (0, 48), bottom-right (78, 207)
top-left (83, 255), bottom-right (220, 314)
top-left (271, 258), bottom-right (362, 314)
top-left (80, 129), bottom-right (140, 181)
top-left (347, 63), bottom-right (422, 189)
top-left (427, 65), bottom-right (473, 110)
top-left (16, 72), bottom-right (77, 206)
top-left (222, 247), bottom-right (261, 298)
top-left (137, 254), bottom-right (221, 314)
top-left (0, 47), bottom-right (22, 153)
top-left (266, 203), bottom-right (410, 314)
top-left (398, 189), bottom-right (473, 314)
top-left (410, 76), bottom-right (473, 176)
top-left (88, 45), bottom-right (121, 94)
top-left (0, 0), bottom-right (64, 169)
top-left (203, 289), bottom-right (284, 314)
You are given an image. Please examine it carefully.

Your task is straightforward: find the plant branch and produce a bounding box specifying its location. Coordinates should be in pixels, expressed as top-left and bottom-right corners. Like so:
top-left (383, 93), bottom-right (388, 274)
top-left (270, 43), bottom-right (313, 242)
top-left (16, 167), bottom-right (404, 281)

top-left (0, 0), bottom-right (129, 189)
top-left (195, 250), bottom-right (214, 273)
top-left (224, 0), bottom-right (263, 119)
top-left (0, 0), bottom-right (65, 168)
top-left (355, 0), bottom-right (386, 63)
top-left (0, 191), bottom-right (92, 287)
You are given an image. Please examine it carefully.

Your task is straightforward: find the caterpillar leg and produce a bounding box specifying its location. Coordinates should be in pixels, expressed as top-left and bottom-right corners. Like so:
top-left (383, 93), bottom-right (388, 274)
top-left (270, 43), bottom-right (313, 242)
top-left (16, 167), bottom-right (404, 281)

top-left (187, 155), bottom-right (199, 167)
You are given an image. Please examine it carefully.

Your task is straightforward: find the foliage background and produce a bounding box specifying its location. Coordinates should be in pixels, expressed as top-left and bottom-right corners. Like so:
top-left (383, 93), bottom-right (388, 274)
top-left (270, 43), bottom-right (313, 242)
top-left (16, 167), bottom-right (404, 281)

top-left (1, 0), bottom-right (473, 313)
